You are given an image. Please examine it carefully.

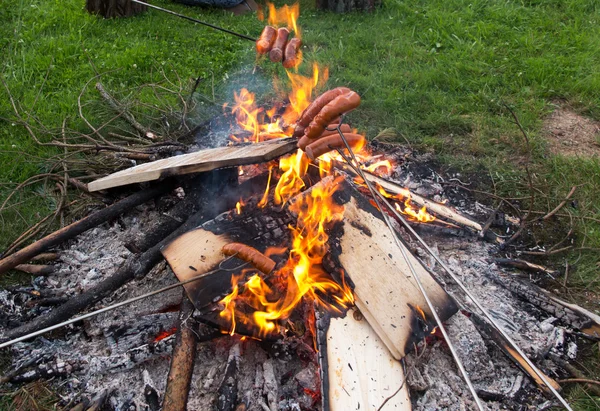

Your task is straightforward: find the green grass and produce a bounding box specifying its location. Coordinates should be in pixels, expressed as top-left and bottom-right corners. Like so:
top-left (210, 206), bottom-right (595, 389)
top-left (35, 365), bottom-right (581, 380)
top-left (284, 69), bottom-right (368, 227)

top-left (1, 0), bottom-right (600, 408)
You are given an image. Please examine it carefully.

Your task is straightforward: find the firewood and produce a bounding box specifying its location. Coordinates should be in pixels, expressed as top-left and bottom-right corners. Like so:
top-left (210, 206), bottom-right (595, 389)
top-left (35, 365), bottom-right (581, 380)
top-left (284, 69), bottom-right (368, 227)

top-left (216, 343), bottom-right (240, 411)
top-left (317, 308), bottom-right (412, 411)
top-left (325, 176), bottom-right (458, 359)
top-left (494, 258), bottom-right (558, 277)
top-left (0, 182), bottom-right (174, 276)
top-left (162, 292), bottom-right (198, 411)
top-left (13, 264), bottom-right (55, 276)
top-left (88, 138), bottom-right (298, 192)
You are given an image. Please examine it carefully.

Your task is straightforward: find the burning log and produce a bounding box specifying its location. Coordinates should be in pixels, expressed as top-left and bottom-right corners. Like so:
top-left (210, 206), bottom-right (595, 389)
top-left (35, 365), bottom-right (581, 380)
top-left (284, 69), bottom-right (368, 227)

top-left (162, 292), bottom-right (198, 411)
top-left (317, 308), bottom-right (412, 411)
top-left (88, 138), bottom-right (297, 192)
top-left (0, 182), bottom-right (174, 275)
top-left (325, 176), bottom-right (458, 359)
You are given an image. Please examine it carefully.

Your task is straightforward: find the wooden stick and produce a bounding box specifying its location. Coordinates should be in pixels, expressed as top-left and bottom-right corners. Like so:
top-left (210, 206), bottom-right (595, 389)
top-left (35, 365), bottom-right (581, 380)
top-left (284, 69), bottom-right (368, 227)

top-left (542, 186), bottom-right (577, 221)
top-left (0, 183), bottom-right (173, 275)
top-left (162, 292), bottom-right (198, 411)
top-left (494, 258), bottom-right (558, 277)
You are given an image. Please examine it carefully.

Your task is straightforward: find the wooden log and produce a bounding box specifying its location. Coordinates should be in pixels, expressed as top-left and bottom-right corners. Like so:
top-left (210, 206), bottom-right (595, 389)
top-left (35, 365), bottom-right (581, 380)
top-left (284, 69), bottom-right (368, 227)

top-left (317, 308), bottom-right (411, 411)
top-left (0, 183), bottom-right (173, 275)
top-left (13, 264), bottom-right (55, 276)
top-left (494, 258), bottom-right (558, 277)
top-left (88, 138), bottom-right (298, 192)
top-left (162, 292), bottom-right (198, 411)
top-left (326, 176), bottom-right (458, 359)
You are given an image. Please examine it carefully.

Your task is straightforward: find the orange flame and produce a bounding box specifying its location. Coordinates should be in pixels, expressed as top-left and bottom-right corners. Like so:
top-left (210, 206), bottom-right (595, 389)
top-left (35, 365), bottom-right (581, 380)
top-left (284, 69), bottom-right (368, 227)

top-left (375, 185), bottom-right (436, 223)
top-left (153, 327), bottom-right (177, 343)
top-left (258, 165), bottom-right (274, 208)
top-left (236, 199), bottom-right (245, 215)
top-left (260, 2), bottom-right (301, 39)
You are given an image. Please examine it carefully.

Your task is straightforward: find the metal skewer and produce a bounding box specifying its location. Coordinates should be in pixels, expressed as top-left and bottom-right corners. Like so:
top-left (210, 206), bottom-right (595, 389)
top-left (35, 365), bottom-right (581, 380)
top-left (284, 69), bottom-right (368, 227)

top-left (131, 0), bottom-right (257, 42)
top-left (0, 258), bottom-right (248, 349)
top-left (328, 123), bottom-right (485, 411)
top-left (330, 123), bottom-right (573, 411)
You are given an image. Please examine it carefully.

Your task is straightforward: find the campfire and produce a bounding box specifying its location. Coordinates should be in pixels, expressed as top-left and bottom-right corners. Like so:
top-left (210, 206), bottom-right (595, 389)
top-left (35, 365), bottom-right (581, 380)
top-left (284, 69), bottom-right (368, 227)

top-left (2, 3), bottom-right (599, 411)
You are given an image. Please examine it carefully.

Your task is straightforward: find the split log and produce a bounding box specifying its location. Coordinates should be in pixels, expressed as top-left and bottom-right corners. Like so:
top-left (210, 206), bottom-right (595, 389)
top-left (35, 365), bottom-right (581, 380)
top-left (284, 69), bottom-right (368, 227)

top-left (335, 163), bottom-right (494, 240)
top-left (0, 183), bottom-right (173, 275)
top-left (86, 0), bottom-right (148, 18)
top-left (326, 176), bottom-right (458, 359)
top-left (162, 292), bottom-right (198, 411)
top-left (1, 170), bottom-right (235, 342)
top-left (470, 313), bottom-right (561, 392)
top-left (88, 138), bottom-right (298, 191)
top-left (317, 308), bottom-right (411, 411)
top-left (490, 273), bottom-right (600, 339)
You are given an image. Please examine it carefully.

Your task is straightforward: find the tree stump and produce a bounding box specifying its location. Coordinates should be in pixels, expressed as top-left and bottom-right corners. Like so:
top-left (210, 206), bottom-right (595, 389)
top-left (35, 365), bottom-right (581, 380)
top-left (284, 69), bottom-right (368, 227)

top-left (316, 0), bottom-right (380, 13)
top-left (86, 0), bottom-right (148, 18)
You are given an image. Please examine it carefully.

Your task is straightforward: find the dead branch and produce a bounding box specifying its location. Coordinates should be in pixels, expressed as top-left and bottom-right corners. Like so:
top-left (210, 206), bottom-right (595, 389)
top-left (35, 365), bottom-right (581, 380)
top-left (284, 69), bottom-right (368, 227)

top-left (542, 186), bottom-right (577, 221)
top-left (96, 82), bottom-right (157, 139)
top-left (162, 292), bottom-right (198, 411)
top-left (0, 183), bottom-right (173, 274)
top-left (13, 264), bottom-right (55, 276)
top-left (494, 258), bottom-right (557, 277)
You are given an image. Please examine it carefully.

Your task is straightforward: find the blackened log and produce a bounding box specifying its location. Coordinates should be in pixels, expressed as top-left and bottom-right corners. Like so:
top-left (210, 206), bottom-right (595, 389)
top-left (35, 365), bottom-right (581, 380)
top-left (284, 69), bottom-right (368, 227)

top-left (162, 292), bottom-right (198, 411)
top-left (0, 183), bottom-right (173, 275)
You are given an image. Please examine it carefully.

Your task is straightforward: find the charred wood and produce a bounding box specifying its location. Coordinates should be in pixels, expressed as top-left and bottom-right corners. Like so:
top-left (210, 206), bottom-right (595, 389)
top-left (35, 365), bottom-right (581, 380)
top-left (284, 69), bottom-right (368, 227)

top-left (162, 292), bottom-right (198, 411)
top-left (216, 343), bottom-right (240, 411)
top-left (494, 258), bottom-right (558, 278)
top-left (0, 182), bottom-right (174, 274)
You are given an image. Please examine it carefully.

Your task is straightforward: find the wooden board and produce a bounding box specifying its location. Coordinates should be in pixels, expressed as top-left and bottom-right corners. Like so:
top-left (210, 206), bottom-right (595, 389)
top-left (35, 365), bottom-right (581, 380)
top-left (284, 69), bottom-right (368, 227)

top-left (323, 308), bottom-right (411, 411)
top-left (88, 138), bottom-right (298, 191)
top-left (329, 178), bottom-right (457, 360)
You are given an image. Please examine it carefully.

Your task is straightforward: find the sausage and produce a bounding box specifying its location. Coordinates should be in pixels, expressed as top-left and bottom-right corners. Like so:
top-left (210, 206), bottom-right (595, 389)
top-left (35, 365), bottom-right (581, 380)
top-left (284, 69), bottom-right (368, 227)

top-left (222, 243), bottom-right (276, 274)
top-left (304, 133), bottom-right (366, 160)
top-left (303, 91), bottom-right (361, 140)
top-left (282, 38), bottom-right (302, 69)
top-left (269, 28), bottom-right (290, 63)
top-left (297, 124), bottom-right (352, 150)
top-left (256, 26), bottom-right (277, 55)
top-left (292, 87), bottom-right (351, 138)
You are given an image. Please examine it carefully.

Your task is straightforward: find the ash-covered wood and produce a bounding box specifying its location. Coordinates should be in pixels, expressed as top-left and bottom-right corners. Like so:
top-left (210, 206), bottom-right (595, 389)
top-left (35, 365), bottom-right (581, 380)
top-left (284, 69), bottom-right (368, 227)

top-left (216, 343), bottom-right (240, 411)
top-left (490, 271), bottom-right (600, 339)
top-left (0, 182), bottom-right (173, 275)
top-left (324, 176), bottom-right (457, 359)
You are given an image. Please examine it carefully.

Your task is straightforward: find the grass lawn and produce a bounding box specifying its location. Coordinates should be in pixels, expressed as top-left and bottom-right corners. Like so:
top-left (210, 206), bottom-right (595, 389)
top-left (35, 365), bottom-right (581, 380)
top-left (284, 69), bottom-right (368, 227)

top-left (1, 0), bottom-right (599, 409)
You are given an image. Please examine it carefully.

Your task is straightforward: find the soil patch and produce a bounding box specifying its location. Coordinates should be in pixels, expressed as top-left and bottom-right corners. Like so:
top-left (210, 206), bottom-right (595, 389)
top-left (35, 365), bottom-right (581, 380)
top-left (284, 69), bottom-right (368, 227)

top-left (543, 107), bottom-right (600, 157)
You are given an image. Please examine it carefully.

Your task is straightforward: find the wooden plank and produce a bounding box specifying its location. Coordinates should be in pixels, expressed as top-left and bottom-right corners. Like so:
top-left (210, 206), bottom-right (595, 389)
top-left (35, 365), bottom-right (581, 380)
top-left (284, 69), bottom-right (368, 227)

top-left (323, 308), bottom-right (412, 411)
top-left (329, 178), bottom-right (458, 360)
top-left (88, 138), bottom-right (297, 191)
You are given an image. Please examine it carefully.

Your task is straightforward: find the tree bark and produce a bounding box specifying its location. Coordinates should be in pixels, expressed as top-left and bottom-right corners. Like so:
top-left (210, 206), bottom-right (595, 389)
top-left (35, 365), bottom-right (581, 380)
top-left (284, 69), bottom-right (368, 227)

top-left (316, 0), bottom-right (380, 13)
top-left (86, 0), bottom-right (148, 19)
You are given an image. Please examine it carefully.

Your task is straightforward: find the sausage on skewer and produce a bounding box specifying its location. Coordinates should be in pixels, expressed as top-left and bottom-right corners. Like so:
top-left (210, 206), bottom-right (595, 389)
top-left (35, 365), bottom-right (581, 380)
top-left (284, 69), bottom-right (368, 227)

top-left (256, 26), bottom-right (277, 55)
top-left (269, 28), bottom-right (290, 63)
top-left (304, 133), bottom-right (366, 160)
top-left (298, 123), bottom-right (352, 150)
top-left (222, 243), bottom-right (276, 275)
top-left (303, 91), bottom-right (361, 140)
top-left (282, 38), bottom-right (302, 69)
top-left (292, 87), bottom-right (351, 138)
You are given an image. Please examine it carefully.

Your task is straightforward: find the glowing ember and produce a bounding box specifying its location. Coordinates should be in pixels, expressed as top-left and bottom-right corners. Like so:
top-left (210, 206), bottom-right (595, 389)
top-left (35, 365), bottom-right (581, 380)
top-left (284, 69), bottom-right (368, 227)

top-left (236, 199), bottom-right (245, 215)
top-left (153, 327), bottom-right (177, 343)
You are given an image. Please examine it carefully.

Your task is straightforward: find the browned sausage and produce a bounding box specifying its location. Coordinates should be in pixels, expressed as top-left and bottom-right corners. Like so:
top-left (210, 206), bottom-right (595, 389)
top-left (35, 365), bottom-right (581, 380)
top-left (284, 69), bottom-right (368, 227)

top-left (222, 243), bottom-right (276, 274)
top-left (282, 38), bottom-right (302, 69)
top-left (256, 26), bottom-right (277, 55)
top-left (304, 133), bottom-right (366, 160)
top-left (269, 28), bottom-right (290, 63)
top-left (303, 91), bottom-right (361, 140)
top-left (292, 87), bottom-right (351, 138)
top-left (297, 124), bottom-right (352, 150)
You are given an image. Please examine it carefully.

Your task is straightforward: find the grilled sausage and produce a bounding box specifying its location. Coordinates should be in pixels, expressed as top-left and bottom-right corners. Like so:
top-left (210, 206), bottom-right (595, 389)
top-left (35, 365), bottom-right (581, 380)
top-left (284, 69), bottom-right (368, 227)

top-left (292, 87), bottom-right (351, 138)
top-left (269, 28), bottom-right (290, 63)
top-left (304, 133), bottom-right (366, 160)
top-left (282, 38), bottom-right (302, 69)
top-left (222, 243), bottom-right (276, 274)
top-left (303, 91), bottom-right (361, 140)
top-left (297, 124), bottom-right (352, 150)
top-left (256, 26), bottom-right (277, 55)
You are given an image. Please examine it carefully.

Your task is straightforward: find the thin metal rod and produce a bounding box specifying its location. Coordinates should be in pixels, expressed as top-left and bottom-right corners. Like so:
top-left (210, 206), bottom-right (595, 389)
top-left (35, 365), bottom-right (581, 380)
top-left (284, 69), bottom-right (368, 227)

top-left (0, 259), bottom-right (248, 349)
top-left (131, 0), bottom-right (257, 42)
top-left (331, 128), bottom-right (485, 411)
top-left (334, 136), bottom-right (573, 410)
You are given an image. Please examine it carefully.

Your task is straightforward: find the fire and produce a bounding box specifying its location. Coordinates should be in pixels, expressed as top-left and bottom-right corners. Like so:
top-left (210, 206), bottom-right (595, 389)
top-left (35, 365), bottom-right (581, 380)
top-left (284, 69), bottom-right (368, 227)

top-left (376, 185), bottom-right (436, 223)
top-left (257, 165), bottom-right (274, 208)
top-left (228, 64), bottom-right (326, 143)
top-left (153, 327), bottom-right (177, 343)
top-left (260, 2), bottom-right (301, 39)
top-left (274, 150), bottom-right (309, 205)
top-left (219, 172), bottom-right (354, 337)
top-left (236, 199), bottom-right (245, 215)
